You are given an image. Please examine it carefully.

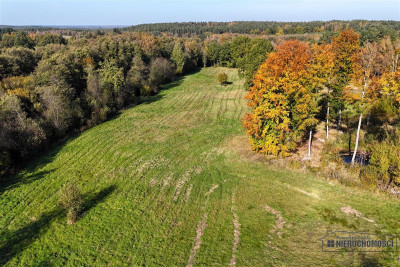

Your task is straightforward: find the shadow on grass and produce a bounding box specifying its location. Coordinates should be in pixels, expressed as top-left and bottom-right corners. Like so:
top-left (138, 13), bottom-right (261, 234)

top-left (0, 133), bottom-right (83, 195)
top-left (359, 253), bottom-right (383, 267)
top-left (0, 184), bottom-right (116, 265)
top-left (0, 209), bottom-right (62, 265)
top-left (0, 168), bottom-right (56, 195)
top-left (140, 77), bottom-right (184, 105)
top-left (320, 208), bottom-right (358, 230)
top-left (81, 185), bottom-right (116, 216)
top-left (221, 81), bottom-right (233, 86)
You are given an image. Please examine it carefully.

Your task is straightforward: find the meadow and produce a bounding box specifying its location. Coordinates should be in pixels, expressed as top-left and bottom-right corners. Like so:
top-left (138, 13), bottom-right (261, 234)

top-left (1, 68), bottom-right (400, 266)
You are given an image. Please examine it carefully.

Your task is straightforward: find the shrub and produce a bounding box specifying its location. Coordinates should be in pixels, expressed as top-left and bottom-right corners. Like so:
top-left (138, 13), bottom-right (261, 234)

top-left (148, 57), bottom-right (175, 93)
top-left (58, 184), bottom-right (83, 224)
top-left (217, 72), bottom-right (228, 85)
top-left (359, 168), bottom-right (377, 188)
top-left (360, 131), bottom-right (400, 192)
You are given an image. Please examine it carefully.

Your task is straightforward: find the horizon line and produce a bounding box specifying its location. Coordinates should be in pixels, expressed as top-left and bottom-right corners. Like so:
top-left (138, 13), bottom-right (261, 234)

top-left (2, 19), bottom-right (400, 28)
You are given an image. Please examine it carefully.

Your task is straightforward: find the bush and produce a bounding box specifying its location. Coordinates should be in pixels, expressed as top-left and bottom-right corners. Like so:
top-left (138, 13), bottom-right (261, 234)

top-left (148, 57), bottom-right (175, 93)
top-left (361, 131), bottom-right (400, 190)
top-left (217, 72), bottom-right (228, 85)
top-left (58, 184), bottom-right (83, 224)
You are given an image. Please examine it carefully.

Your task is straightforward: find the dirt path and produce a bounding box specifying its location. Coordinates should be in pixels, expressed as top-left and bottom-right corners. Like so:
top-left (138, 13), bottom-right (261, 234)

top-left (341, 205), bottom-right (376, 224)
top-left (174, 169), bottom-right (194, 201)
top-left (205, 184), bottom-right (219, 197)
top-left (292, 122), bottom-right (340, 168)
top-left (184, 184), bottom-right (193, 202)
top-left (264, 204), bottom-right (285, 256)
top-left (265, 205), bottom-right (285, 239)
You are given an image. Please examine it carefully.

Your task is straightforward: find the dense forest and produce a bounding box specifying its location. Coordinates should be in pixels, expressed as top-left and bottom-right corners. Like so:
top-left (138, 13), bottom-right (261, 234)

top-left (1, 21), bottom-right (400, 194)
top-left (124, 20), bottom-right (400, 42)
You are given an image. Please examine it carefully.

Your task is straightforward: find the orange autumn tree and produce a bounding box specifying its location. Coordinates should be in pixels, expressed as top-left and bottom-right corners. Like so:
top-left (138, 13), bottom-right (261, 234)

top-left (243, 40), bottom-right (319, 157)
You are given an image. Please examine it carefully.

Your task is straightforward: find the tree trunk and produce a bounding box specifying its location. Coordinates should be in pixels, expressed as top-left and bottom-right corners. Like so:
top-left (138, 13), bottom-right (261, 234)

top-left (326, 104), bottom-right (330, 140)
top-left (351, 114), bottom-right (363, 165)
top-left (338, 109), bottom-right (342, 131)
top-left (351, 82), bottom-right (367, 165)
top-left (308, 129), bottom-right (312, 158)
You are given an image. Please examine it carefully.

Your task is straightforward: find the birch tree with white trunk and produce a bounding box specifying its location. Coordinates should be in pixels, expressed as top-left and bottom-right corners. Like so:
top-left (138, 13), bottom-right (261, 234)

top-left (308, 129), bottom-right (312, 157)
top-left (350, 43), bottom-right (377, 165)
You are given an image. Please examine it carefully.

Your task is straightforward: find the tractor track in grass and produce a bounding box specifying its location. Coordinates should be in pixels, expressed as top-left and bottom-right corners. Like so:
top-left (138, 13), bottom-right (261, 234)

top-left (230, 84), bottom-right (242, 121)
top-left (159, 81), bottom-right (203, 128)
top-left (142, 143), bottom-right (205, 254)
top-left (229, 193), bottom-right (240, 267)
top-left (186, 212), bottom-right (208, 267)
top-left (214, 87), bottom-right (227, 123)
top-left (205, 87), bottom-right (217, 122)
top-left (265, 205), bottom-right (286, 255)
top-left (186, 183), bottom-right (220, 267)
top-left (200, 85), bottom-right (215, 122)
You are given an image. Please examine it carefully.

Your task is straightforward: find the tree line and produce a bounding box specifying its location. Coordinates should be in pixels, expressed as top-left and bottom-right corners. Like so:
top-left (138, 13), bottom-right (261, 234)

top-left (124, 20), bottom-right (400, 43)
top-left (3, 20), bottom-right (399, 44)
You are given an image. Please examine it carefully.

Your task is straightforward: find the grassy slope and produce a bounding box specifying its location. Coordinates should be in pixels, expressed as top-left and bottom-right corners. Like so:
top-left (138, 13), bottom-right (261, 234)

top-left (1, 68), bottom-right (400, 266)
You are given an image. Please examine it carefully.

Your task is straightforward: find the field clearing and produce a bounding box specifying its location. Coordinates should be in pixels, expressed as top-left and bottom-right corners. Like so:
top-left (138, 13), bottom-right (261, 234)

top-left (1, 68), bottom-right (400, 266)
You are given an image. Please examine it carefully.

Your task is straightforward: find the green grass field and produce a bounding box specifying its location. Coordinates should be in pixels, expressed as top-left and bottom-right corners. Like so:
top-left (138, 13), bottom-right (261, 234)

top-left (1, 68), bottom-right (400, 266)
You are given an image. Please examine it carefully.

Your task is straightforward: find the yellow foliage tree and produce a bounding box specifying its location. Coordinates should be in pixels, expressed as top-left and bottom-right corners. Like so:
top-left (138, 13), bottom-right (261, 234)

top-left (243, 40), bottom-right (319, 157)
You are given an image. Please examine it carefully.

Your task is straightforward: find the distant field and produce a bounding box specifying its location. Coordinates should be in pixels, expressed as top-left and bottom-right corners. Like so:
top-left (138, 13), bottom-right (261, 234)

top-left (1, 68), bottom-right (400, 266)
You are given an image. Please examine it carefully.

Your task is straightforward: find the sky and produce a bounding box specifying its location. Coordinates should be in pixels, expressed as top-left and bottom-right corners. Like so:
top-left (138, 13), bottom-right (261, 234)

top-left (0, 0), bottom-right (399, 26)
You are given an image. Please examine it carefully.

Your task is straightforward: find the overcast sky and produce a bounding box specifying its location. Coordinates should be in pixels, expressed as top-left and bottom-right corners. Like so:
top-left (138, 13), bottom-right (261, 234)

top-left (1, 0), bottom-right (399, 26)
